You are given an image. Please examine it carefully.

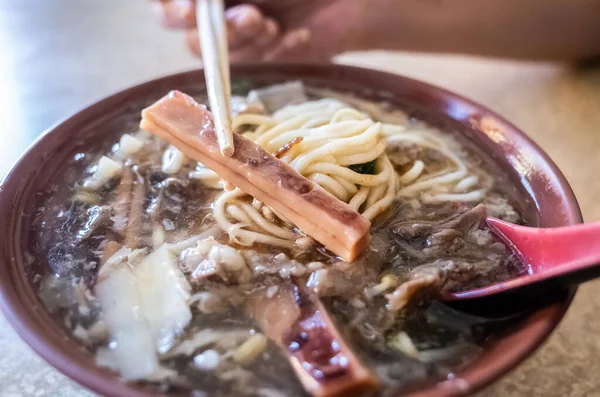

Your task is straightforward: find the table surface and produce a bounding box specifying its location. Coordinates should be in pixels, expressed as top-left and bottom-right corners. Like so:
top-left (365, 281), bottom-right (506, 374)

top-left (2, 1), bottom-right (600, 396)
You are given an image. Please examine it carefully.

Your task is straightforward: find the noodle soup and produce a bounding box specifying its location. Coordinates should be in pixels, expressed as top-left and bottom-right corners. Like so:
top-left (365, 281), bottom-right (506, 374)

top-left (32, 82), bottom-right (528, 397)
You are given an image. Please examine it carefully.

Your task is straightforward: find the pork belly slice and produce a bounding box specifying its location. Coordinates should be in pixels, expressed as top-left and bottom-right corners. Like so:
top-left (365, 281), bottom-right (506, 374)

top-left (247, 284), bottom-right (379, 397)
top-left (140, 91), bottom-right (371, 262)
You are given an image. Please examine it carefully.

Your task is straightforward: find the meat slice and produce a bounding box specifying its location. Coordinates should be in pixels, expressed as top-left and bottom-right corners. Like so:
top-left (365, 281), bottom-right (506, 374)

top-left (140, 91), bottom-right (371, 262)
top-left (390, 204), bottom-right (487, 242)
top-left (246, 284), bottom-right (379, 397)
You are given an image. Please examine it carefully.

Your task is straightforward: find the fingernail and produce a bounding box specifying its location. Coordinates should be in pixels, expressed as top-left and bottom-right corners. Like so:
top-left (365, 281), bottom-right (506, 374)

top-left (232, 7), bottom-right (262, 31)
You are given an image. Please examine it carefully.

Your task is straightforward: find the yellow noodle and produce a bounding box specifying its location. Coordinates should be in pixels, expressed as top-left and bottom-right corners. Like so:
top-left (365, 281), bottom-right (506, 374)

top-left (349, 186), bottom-right (370, 211)
top-left (236, 201), bottom-right (297, 240)
top-left (453, 175), bottom-right (479, 193)
top-left (400, 160), bottom-right (425, 184)
top-left (187, 97), bottom-right (486, 256)
top-left (310, 173), bottom-right (350, 201)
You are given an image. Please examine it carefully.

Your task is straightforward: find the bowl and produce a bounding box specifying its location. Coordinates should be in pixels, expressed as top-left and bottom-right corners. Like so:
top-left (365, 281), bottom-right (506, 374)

top-left (0, 64), bottom-right (581, 397)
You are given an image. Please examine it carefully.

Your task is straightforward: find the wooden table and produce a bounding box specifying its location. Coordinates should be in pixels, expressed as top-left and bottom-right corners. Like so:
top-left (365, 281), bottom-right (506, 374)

top-left (1, 1), bottom-right (599, 396)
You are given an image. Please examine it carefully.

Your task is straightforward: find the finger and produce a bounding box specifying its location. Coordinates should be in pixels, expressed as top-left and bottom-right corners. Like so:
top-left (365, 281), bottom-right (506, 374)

top-left (185, 12), bottom-right (279, 57)
top-left (225, 4), bottom-right (265, 39)
top-left (254, 18), bottom-right (280, 47)
top-left (230, 16), bottom-right (280, 50)
top-left (184, 22), bottom-right (260, 57)
top-left (184, 3), bottom-right (270, 54)
top-left (227, 18), bottom-right (280, 62)
top-left (153, 0), bottom-right (196, 29)
top-left (225, 7), bottom-right (267, 50)
top-left (263, 28), bottom-right (312, 61)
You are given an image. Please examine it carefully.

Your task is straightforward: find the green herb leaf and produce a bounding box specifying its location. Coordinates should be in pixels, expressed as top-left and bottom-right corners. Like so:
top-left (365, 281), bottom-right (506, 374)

top-left (349, 160), bottom-right (376, 175)
top-left (230, 80), bottom-right (252, 96)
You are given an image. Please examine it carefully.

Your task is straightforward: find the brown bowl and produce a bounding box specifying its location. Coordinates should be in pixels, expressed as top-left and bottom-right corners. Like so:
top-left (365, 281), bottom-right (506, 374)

top-left (0, 64), bottom-right (581, 397)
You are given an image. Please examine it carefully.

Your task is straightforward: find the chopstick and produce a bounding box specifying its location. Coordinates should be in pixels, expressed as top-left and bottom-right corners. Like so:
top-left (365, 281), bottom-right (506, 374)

top-left (197, 0), bottom-right (234, 156)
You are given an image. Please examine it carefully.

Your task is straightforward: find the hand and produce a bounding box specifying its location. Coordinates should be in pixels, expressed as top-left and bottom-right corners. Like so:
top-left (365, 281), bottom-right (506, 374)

top-left (152, 0), bottom-right (367, 62)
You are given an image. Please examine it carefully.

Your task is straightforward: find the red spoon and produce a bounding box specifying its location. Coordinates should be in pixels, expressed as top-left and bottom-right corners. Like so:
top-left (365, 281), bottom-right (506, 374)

top-left (447, 217), bottom-right (600, 300)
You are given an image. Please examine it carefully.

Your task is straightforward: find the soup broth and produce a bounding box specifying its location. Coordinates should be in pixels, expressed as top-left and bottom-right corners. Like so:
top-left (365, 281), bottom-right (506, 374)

top-left (30, 82), bottom-right (529, 397)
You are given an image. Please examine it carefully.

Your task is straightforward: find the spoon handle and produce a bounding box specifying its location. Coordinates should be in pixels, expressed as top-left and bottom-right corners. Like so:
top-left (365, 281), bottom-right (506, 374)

top-left (487, 217), bottom-right (600, 275)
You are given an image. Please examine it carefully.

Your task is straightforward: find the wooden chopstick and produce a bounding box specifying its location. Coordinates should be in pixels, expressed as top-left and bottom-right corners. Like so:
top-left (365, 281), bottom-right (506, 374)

top-left (197, 0), bottom-right (234, 156)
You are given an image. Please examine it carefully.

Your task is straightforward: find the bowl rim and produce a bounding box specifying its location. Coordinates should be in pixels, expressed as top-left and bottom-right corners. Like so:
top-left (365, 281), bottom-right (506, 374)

top-left (0, 63), bottom-right (581, 397)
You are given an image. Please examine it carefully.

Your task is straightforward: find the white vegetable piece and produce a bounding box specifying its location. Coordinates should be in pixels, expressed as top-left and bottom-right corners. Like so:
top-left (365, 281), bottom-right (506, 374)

top-left (162, 145), bottom-right (187, 174)
top-left (193, 349), bottom-right (221, 371)
top-left (95, 267), bottom-right (158, 380)
top-left (83, 156), bottom-right (122, 190)
top-left (180, 237), bottom-right (252, 284)
top-left (247, 81), bottom-right (307, 113)
top-left (118, 134), bottom-right (144, 156)
top-left (95, 246), bottom-right (193, 380)
top-left (136, 246), bottom-right (192, 354)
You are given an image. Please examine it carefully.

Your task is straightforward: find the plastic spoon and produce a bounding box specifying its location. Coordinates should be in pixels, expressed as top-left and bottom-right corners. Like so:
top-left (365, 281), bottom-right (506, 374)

top-left (447, 217), bottom-right (600, 300)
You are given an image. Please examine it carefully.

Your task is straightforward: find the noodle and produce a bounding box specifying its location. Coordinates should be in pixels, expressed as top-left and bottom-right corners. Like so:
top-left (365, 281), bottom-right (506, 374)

top-left (186, 96), bottom-right (485, 253)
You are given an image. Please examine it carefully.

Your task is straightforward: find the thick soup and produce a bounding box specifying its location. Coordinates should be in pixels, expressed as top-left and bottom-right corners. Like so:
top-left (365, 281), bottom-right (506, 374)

top-left (32, 82), bottom-right (527, 397)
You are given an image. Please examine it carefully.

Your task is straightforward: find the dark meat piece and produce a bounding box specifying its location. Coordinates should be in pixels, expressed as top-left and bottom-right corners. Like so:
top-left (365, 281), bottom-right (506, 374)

top-left (389, 205), bottom-right (488, 260)
top-left (426, 229), bottom-right (463, 249)
top-left (391, 204), bottom-right (486, 241)
top-left (413, 257), bottom-right (523, 293)
top-left (246, 284), bottom-right (379, 397)
top-left (386, 204), bottom-right (524, 309)
top-left (387, 254), bottom-right (524, 311)
top-left (386, 258), bottom-right (481, 312)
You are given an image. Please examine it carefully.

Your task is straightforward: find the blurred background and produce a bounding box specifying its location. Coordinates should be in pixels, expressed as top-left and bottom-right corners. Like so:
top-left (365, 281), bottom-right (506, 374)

top-left (1, 0), bottom-right (600, 396)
